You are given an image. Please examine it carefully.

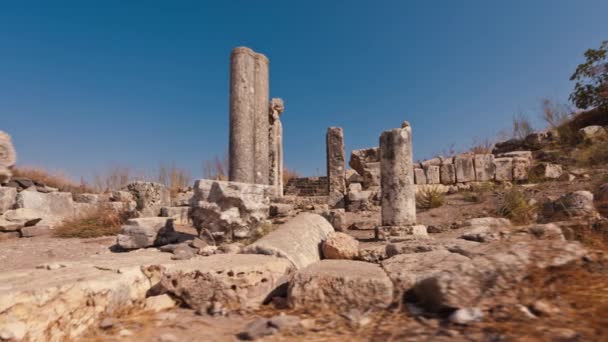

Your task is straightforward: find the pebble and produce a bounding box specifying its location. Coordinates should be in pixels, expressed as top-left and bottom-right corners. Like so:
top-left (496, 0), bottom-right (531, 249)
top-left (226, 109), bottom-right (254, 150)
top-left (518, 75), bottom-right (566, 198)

top-left (449, 307), bottom-right (484, 324)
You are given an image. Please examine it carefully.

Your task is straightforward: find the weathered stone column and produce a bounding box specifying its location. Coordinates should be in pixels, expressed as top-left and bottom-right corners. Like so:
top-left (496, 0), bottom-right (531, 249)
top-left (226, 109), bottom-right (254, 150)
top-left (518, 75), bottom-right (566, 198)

top-left (326, 127), bottom-right (346, 208)
top-left (253, 53), bottom-right (270, 185)
top-left (229, 47), bottom-right (256, 183)
top-left (0, 131), bottom-right (16, 184)
top-left (376, 122), bottom-right (425, 240)
top-left (269, 98), bottom-right (285, 196)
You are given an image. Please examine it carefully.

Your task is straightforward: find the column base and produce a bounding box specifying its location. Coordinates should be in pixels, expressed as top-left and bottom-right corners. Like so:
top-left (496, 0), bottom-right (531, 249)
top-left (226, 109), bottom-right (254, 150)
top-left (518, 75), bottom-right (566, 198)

top-left (375, 225), bottom-right (428, 241)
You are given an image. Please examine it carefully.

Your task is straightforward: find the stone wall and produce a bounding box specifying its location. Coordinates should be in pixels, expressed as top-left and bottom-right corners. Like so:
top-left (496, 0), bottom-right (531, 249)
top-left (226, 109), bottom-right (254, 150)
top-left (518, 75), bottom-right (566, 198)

top-left (284, 177), bottom-right (329, 197)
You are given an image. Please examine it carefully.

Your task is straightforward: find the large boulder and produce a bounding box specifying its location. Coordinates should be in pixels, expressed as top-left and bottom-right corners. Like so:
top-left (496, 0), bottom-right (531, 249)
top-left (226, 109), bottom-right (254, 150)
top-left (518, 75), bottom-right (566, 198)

top-left (321, 232), bottom-right (359, 260)
top-left (125, 182), bottom-right (170, 217)
top-left (413, 240), bottom-right (587, 311)
top-left (190, 179), bottom-right (272, 242)
top-left (543, 191), bottom-right (597, 220)
top-left (382, 250), bottom-right (469, 300)
top-left (116, 217), bottom-right (177, 249)
top-left (287, 260), bottom-right (393, 311)
top-left (243, 213), bottom-right (334, 269)
top-left (156, 254), bottom-right (293, 312)
top-left (15, 191), bottom-right (74, 227)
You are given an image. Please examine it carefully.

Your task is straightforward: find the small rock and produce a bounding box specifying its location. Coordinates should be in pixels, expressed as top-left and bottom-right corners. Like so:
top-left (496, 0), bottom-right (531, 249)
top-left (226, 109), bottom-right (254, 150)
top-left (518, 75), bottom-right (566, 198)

top-left (218, 243), bottom-right (243, 254)
top-left (198, 245), bottom-right (218, 256)
top-left (322, 232), bottom-right (359, 260)
top-left (237, 318), bottom-right (277, 340)
top-left (171, 244), bottom-right (196, 260)
top-left (340, 308), bottom-right (372, 328)
top-left (189, 237), bottom-right (209, 249)
top-left (268, 314), bottom-right (300, 330)
top-left (145, 294), bottom-right (176, 312)
top-left (157, 333), bottom-right (178, 342)
top-left (36, 263), bottom-right (66, 270)
top-left (99, 318), bottom-right (114, 329)
top-left (449, 307), bottom-right (484, 324)
top-left (299, 318), bottom-right (316, 330)
top-left (207, 301), bottom-right (226, 317)
top-left (119, 329), bottom-right (133, 337)
top-left (426, 225), bottom-right (446, 234)
top-left (530, 300), bottom-right (560, 316)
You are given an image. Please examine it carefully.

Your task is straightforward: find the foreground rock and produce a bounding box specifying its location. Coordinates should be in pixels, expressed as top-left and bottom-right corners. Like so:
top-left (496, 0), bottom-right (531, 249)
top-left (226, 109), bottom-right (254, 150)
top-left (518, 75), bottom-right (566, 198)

top-left (190, 179), bottom-right (272, 242)
top-left (543, 191), bottom-right (597, 221)
top-left (0, 250), bottom-right (174, 341)
top-left (288, 260), bottom-right (393, 311)
top-left (116, 218), bottom-right (177, 250)
top-left (243, 213), bottom-right (333, 269)
top-left (157, 254), bottom-right (293, 313)
top-left (413, 240), bottom-right (588, 311)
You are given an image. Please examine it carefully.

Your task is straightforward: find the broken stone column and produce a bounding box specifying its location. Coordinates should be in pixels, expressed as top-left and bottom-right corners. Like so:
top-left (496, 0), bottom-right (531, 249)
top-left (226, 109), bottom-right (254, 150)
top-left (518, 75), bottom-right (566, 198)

top-left (229, 47), bottom-right (256, 184)
top-left (377, 122), bottom-right (425, 240)
top-left (253, 53), bottom-right (270, 185)
top-left (0, 131), bottom-right (16, 184)
top-left (326, 127), bottom-right (346, 208)
top-left (229, 47), bottom-right (270, 185)
top-left (269, 98), bottom-right (285, 196)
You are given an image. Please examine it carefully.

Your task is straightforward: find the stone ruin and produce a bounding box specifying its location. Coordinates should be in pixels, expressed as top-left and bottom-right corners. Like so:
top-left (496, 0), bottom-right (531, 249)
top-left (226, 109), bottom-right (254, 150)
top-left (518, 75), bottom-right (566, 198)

top-left (0, 131), bottom-right (16, 184)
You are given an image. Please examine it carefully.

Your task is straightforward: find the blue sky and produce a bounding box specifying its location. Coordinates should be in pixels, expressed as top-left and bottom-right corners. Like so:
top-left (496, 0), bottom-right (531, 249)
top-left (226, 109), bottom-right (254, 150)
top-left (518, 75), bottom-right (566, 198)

top-left (1, 1), bottom-right (606, 180)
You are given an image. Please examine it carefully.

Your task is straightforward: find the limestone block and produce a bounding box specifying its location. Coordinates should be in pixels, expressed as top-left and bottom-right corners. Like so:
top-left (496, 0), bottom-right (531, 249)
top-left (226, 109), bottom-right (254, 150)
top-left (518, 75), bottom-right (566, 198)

top-left (530, 163), bottom-right (563, 180)
top-left (243, 213), bottom-right (334, 269)
top-left (494, 157), bottom-right (513, 181)
top-left (287, 260), bottom-right (393, 310)
top-left (73, 193), bottom-right (109, 204)
top-left (0, 187), bottom-right (16, 215)
top-left (190, 179), bottom-right (272, 242)
top-left (160, 207), bottom-right (191, 225)
top-left (321, 232), bottom-right (359, 259)
top-left (158, 254), bottom-right (293, 311)
top-left (512, 157), bottom-right (530, 181)
top-left (414, 168), bottom-right (427, 185)
top-left (440, 163), bottom-right (456, 185)
top-left (349, 147), bottom-right (379, 176)
top-left (473, 154), bottom-right (495, 182)
top-left (125, 182), bottom-right (170, 217)
top-left (424, 165), bottom-right (440, 184)
top-left (375, 225), bottom-right (428, 241)
top-left (454, 154), bottom-right (475, 183)
top-left (116, 217), bottom-right (177, 249)
top-left (15, 191), bottom-right (74, 226)
top-left (20, 225), bottom-right (52, 238)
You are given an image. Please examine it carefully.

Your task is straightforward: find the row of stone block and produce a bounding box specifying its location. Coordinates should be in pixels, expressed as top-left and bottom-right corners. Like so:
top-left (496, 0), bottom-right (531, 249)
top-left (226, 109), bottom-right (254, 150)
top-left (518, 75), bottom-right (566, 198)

top-left (413, 153), bottom-right (531, 185)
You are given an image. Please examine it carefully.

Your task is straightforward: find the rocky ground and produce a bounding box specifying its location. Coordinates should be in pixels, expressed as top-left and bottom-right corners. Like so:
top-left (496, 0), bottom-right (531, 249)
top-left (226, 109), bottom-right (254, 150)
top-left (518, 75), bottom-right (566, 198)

top-left (1, 168), bottom-right (606, 341)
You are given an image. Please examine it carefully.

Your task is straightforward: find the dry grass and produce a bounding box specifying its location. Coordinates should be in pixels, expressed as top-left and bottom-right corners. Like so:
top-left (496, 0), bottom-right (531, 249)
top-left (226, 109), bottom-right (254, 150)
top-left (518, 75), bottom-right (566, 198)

top-left (540, 98), bottom-right (572, 129)
top-left (202, 154), bottom-right (229, 181)
top-left (416, 186), bottom-right (445, 209)
top-left (54, 205), bottom-right (129, 238)
top-left (12, 167), bottom-right (96, 194)
top-left (157, 163), bottom-right (191, 196)
top-left (92, 166), bottom-right (132, 192)
top-left (497, 187), bottom-right (537, 224)
top-left (283, 167), bottom-right (300, 185)
top-left (462, 182), bottom-right (495, 203)
top-left (575, 136), bottom-right (608, 166)
top-left (512, 112), bottom-right (534, 140)
top-left (469, 138), bottom-right (494, 154)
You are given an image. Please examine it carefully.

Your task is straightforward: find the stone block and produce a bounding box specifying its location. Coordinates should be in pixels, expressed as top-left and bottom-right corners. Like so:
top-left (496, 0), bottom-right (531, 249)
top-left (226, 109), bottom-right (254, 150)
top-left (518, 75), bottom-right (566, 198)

top-left (440, 163), bottom-right (456, 185)
top-left (20, 225), bottom-right (52, 238)
top-left (125, 182), bottom-right (170, 217)
top-left (158, 254), bottom-right (293, 311)
top-left (116, 217), bottom-right (177, 249)
top-left (424, 165), bottom-right (440, 184)
top-left (160, 207), bottom-right (191, 225)
top-left (512, 157), bottom-right (530, 181)
top-left (414, 168), bottom-right (427, 185)
top-left (0, 187), bottom-right (16, 214)
top-left (15, 191), bottom-right (74, 226)
top-left (454, 154), bottom-right (475, 183)
top-left (287, 260), bottom-right (393, 310)
top-left (321, 232), bottom-right (359, 259)
top-left (494, 157), bottom-right (513, 181)
top-left (473, 154), bottom-right (495, 181)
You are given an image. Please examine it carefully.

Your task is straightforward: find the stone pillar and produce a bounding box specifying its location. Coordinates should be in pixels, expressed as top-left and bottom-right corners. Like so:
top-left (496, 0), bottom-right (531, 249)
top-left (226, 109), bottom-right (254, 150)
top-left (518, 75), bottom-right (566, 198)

top-left (0, 131), bottom-right (16, 184)
top-left (269, 98), bottom-right (285, 196)
top-left (326, 127), bottom-right (346, 208)
top-left (229, 47), bottom-right (256, 183)
top-left (379, 122), bottom-right (417, 227)
top-left (253, 53), bottom-right (270, 184)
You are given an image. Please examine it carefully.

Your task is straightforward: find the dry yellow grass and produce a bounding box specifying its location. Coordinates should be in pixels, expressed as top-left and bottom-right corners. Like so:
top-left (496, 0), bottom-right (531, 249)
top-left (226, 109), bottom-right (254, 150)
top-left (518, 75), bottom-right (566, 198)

top-left (54, 205), bottom-right (127, 238)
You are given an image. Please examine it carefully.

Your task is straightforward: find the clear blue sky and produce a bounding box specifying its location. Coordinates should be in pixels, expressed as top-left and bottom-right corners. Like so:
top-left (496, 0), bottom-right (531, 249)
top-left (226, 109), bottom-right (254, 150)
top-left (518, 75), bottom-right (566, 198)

top-left (1, 1), bottom-right (606, 181)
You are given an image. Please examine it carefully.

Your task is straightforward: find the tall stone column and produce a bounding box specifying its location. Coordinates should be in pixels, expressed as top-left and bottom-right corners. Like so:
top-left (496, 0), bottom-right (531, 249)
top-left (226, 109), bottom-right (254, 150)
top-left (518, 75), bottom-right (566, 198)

top-left (253, 53), bottom-right (270, 185)
top-left (229, 47), bottom-right (256, 183)
top-left (326, 127), bottom-right (346, 208)
top-left (379, 122), bottom-right (416, 227)
top-left (269, 98), bottom-right (285, 196)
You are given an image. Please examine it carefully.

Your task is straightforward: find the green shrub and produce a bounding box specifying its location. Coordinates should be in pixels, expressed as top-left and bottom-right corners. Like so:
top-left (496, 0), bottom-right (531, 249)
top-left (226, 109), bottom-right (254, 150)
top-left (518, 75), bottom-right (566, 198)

top-left (497, 187), bottom-right (537, 224)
